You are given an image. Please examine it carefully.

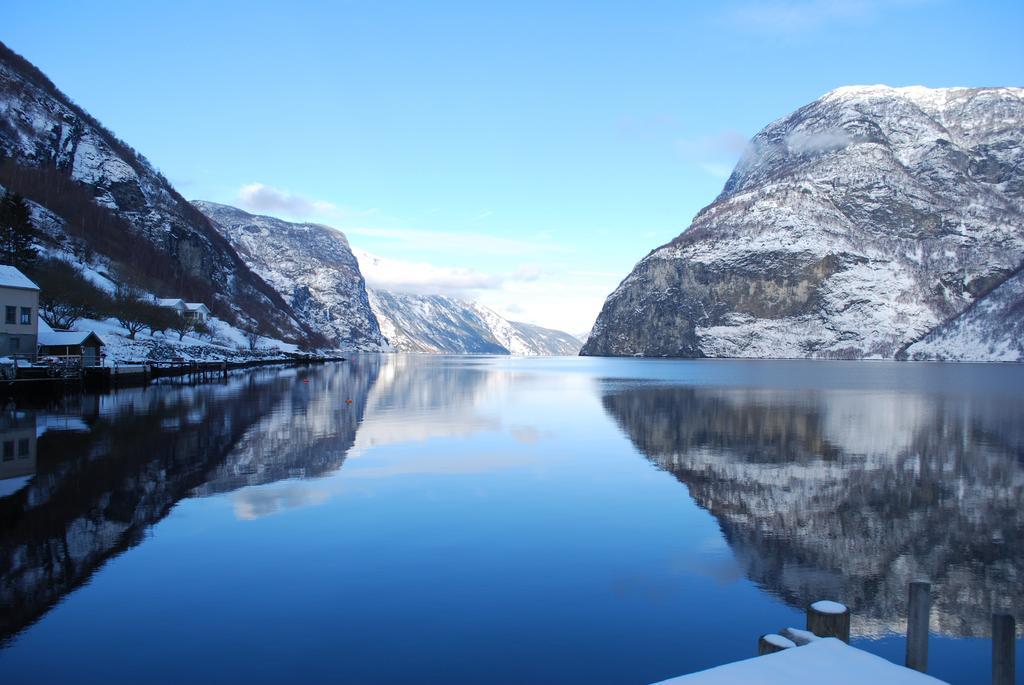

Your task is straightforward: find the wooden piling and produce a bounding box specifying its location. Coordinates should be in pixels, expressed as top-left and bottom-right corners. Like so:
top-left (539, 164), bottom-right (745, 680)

top-left (905, 581), bottom-right (931, 672)
top-left (758, 634), bottom-right (795, 656)
top-left (992, 613), bottom-right (1016, 685)
top-left (806, 600), bottom-right (850, 643)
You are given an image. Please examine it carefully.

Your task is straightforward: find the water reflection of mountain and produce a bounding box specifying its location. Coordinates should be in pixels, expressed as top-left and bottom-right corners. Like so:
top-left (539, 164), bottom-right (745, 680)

top-left (0, 362), bottom-right (378, 644)
top-left (601, 384), bottom-right (1024, 638)
top-left (193, 359), bottom-right (381, 496)
top-left (349, 354), bottom-right (505, 452)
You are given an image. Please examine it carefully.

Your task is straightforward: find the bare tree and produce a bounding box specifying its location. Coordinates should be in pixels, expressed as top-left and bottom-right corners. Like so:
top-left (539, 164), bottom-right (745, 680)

top-left (172, 313), bottom-right (196, 341)
top-left (114, 286), bottom-right (149, 340)
top-left (30, 258), bottom-right (112, 329)
top-left (244, 327), bottom-right (261, 351)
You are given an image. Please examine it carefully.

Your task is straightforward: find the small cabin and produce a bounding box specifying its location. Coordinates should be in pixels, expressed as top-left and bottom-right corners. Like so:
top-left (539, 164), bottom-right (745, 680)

top-left (38, 329), bottom-right (105, 367)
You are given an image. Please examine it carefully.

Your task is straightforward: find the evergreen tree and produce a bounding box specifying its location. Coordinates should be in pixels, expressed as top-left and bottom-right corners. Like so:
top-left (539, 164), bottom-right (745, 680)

top-left (0, 191), bottom-right (38, 270)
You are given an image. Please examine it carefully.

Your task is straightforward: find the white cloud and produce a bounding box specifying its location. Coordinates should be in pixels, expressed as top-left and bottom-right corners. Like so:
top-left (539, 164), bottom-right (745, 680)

top-left (344, 225), bottom-right (567, 258)
top-left (675, 130), bottom-right (748, 179)
top-left (785, 128), bottom-right (852, 154)
top-left (236, 183), bottom-right (335, 217)
top-left (353, 247), bottom-right (503, 295)
top-left (700, 162), bottom-right (736, 179)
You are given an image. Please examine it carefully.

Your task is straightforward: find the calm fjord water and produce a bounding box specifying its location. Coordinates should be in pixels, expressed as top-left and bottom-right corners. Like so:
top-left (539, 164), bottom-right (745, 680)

top-left (1, 355), bottom-right (1021, 684)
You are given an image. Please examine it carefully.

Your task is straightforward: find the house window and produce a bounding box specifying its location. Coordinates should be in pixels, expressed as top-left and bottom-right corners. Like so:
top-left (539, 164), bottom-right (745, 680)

top-left (2, 441), bottom-right (13, 461)
top-left (4, 306), bottom-right (14, 325)
top-left (20, 307), bottom-right (31, 325)
top-left (17, 438), bottom-right (29, 457)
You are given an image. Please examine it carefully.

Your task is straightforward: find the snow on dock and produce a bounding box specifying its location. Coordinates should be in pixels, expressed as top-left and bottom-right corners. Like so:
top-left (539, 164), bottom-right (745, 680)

top-left (652, 638), bottom-right (948, 685)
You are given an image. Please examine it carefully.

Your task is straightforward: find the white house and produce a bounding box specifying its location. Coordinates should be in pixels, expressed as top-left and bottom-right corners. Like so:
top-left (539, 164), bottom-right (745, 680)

top-left (154, 298), bottom-right (187, 315)
top-left (156, 298), bottom-right (211, 324)
top-left (184, 302), bottom-right (211, 323)
top-left (0, 265), bottom-right (39, 357)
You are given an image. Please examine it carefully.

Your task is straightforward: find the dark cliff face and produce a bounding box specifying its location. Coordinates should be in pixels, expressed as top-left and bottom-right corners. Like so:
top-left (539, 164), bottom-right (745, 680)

top-left (600, 383), bottom-right (1024, 637)
top-left (0, 361), bottom-right (381, 644)
top-left (0, 41), bottom-right (308, 341)
top-left (582, 86), bottom-right (1024, 360)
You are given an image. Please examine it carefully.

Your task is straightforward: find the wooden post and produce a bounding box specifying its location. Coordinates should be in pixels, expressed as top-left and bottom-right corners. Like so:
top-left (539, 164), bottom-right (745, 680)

top-left (906, 581), bottom-right (931, 672)
top-left (758, 634), bottom-right (795, 656)
top-left (992, 614), bottom-right (1015, 685)
top-left (807, 600), bottom-right (850, 643)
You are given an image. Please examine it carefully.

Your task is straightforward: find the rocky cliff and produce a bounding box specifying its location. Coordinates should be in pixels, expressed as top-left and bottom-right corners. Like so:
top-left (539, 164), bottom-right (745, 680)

top-left (194, 201), bottom-right (386, 351)
top-left (583, 86), bottom-right (1024, 360)
top-left (0, 41), bottom-right (309, 341)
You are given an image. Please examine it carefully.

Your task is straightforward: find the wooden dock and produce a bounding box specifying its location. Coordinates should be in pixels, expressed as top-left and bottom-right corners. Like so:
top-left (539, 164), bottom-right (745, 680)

top-left (1, 354), bottom-right (345, 395)
top-left (653, 585), bottom-right (1017, 685)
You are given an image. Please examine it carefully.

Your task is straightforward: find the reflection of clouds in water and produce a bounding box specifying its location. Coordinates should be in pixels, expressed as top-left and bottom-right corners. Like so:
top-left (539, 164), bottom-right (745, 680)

top-left (233, 483), bottom-right (330, 520)
top-left (350, 416), bottom-right (500, 455)
top-left (509, 426), bottom-right (550, 444)
top-left (345, 452), bottom-right (538, 479)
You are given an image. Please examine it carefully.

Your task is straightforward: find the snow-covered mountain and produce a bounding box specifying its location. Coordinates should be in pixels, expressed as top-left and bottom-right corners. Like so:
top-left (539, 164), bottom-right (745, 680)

top-left (583, 86), bottom-right (1024, 361)
top-left (194, 202), bottom-right (386, 351)
top-left (366, 288), bottom-right (581, 355)
top-left (354, 248), bottom-right (581, 355)
top-left (0, 41), bottom-right (309, 342)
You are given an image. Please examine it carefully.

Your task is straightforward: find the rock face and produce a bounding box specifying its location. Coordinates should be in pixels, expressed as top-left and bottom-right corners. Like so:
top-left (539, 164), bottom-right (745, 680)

top-left (366, 287), bottom-right (581, 355)
top-left (0, 41), bottom-right (307, 341)
top-left (904, 264), bottom-right (1024, 361)
top-left (583, 86), bottom-right (1024, 360)
top-left (194, 202), bottom-right (386, 351)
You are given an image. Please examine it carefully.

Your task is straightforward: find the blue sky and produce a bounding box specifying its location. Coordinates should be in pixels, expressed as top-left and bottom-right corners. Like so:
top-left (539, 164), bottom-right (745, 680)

top-left (5, 1), bottom-right (1022, 332)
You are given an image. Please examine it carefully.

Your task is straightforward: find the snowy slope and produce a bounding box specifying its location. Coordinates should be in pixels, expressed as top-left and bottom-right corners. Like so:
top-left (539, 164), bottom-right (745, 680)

top-left (583, 86), bottom-right (1024, 360)
top-left (365, 286), bottom-right (580, 355)
top-left (194, 202), bottom-right (386, 351)
top-left (904, 265), bottom-right (1024, 361)
top-left (353, 248), bottom-right (581, 355)
top-left (0, 41), bottom-right (307, 342)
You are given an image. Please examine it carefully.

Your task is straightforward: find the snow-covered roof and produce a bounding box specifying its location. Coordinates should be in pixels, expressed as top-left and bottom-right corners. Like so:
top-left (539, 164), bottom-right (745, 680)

top-left (155, 298), bottom-right (186, 308)
top-left (185, 302), bottom-right (211, 313)
top-left (0, 265), bottom-right (40, 291)
top-left (654, 638), bottom-right (947, 685)
top-left (39, 330), bottom-right (105, 347)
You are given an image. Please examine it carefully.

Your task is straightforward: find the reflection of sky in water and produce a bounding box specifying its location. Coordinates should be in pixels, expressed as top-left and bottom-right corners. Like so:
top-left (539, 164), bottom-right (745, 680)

top-left (0, 356), bottom-right (1021, 685)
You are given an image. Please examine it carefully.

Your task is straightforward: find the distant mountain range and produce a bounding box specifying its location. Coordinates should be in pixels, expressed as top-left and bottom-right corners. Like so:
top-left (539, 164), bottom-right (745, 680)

top-left (193, 203), bottom-right (581, 355)
top-left (363, 285), bottom-right (581, 355)
top-left (583, 86), bottom-right (1024, 362)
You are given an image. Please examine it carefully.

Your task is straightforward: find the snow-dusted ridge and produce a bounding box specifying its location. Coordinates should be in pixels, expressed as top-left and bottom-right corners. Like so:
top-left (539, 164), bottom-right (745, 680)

top-left (194, 202), bottom-right (386, 351)
top-left (0, 42), bottom-right (309, 342)
top-left (583, 85), bottom-right (1024, 361)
